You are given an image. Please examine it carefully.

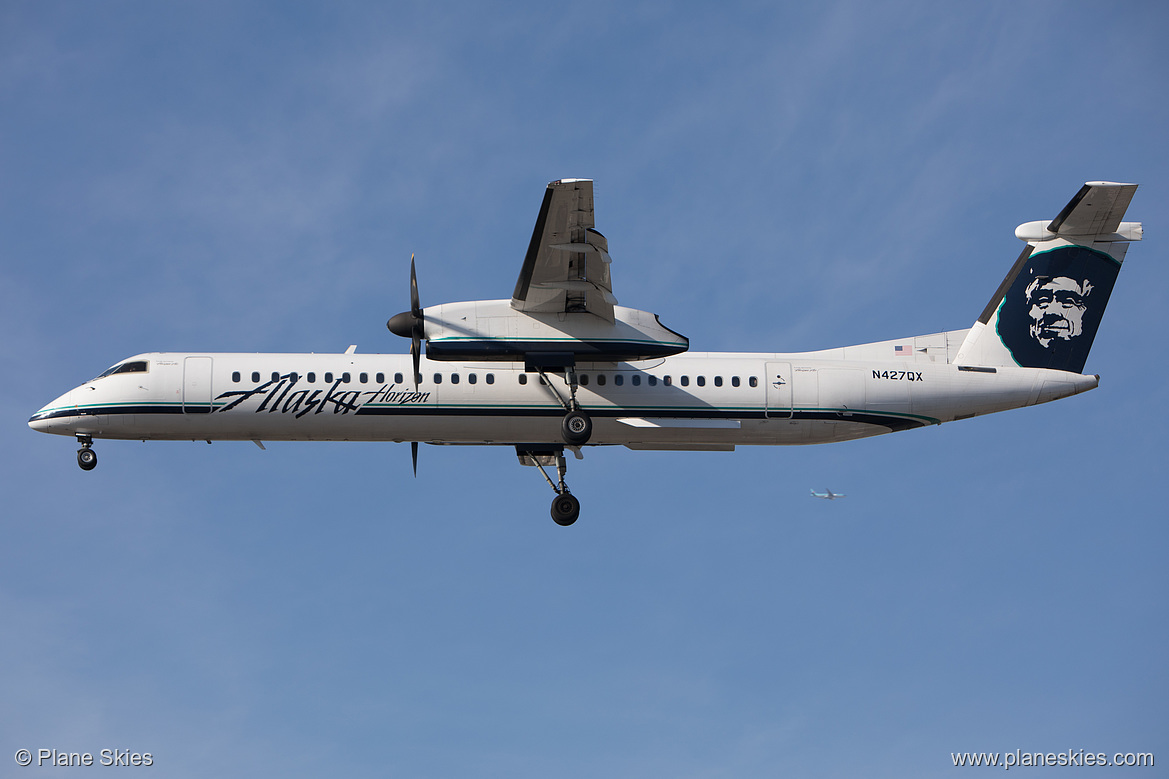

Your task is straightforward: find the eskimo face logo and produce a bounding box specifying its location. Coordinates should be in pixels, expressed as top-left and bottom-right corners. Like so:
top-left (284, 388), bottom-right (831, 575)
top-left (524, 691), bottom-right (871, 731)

top-left (996, 245), bottom-right (1119, 373)
top-left (1025, 275), bottom-right (1092, 347)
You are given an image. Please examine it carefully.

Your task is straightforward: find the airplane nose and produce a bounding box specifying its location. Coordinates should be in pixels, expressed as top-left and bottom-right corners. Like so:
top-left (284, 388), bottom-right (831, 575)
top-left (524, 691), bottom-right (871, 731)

top-left (28, 389), bottom-right (75, 434)
top-left (28, 407), bottom-right (53, 432)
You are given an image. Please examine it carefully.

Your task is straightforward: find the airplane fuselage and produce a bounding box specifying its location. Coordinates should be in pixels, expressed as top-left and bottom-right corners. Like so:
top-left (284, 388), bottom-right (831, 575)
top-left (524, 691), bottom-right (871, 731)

top-left (29, 330), bottom-right (1097, 450)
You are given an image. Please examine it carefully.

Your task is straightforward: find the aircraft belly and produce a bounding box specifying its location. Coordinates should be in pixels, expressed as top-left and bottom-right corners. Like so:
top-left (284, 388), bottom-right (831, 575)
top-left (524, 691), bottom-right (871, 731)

top-left (63, 404), bottom-right (915, 446)
top-left (102, 406), bottom-right (565, 444)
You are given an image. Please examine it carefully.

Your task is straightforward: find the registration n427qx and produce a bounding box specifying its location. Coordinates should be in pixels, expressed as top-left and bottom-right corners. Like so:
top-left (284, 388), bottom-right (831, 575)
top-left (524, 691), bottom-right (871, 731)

top-left (30, 180), bottom-right (1141, 525)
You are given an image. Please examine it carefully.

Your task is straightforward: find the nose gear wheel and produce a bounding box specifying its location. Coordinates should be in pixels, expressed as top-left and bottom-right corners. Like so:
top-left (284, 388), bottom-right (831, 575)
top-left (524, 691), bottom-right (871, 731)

top-left (76, 435), bottom-right (97, 471)
top-left (551, 493), bottom-right (580, 526)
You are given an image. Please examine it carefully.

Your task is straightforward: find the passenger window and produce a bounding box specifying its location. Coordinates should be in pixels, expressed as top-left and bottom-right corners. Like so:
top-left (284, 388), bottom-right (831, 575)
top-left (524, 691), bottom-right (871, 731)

top-left (749, 376), bottom-right (758, 387)
top-left (579, 374), bottom-right (589, 386)
top-left (451, 373), bottom-right (460, 384)
top-left (632, 375), bottom-right (641, 386)
top-left (714, 376), bottom-right (722, 387)
top-left (360, 372), bottom-right (368, 383)
top-left (342, 372), bottom-right (351, 383)
top-left (680, 376), bottom-right (689, 387)
top-left (251, 371), bottom-right (261, 383)
top-left (597, 374), bottom-right (606, 386)
top-left (664, 376), bottom-right (672, 386)
top-left (272, 372), bottom-right (280, 382)
top-left (697, 376), bottom-right (705, 387)
top-left (486, 374), bottom-right (494, 385)
top-left (648, 375), bottom-right (657, 386)
top-left (377, 373), bottom-right (385, 383)
top-left (732, 376), bottom-right (740, 387)
top-left (290, 372), bottom-right (298, 383)
top-left (394, 373), bottom-right (403, 384)
top-left (433, 373), bottom-right (442, 384)
top-left (614, 375), bottom-right (624, 386)
top-left (325, 372), bottom-right (334, 383)
top-left (468, 373), bottom-right (477, 384)
top-left (519, 374), bottom-right (528, 385)
top-left (308, 372), bottom-right (316, 383)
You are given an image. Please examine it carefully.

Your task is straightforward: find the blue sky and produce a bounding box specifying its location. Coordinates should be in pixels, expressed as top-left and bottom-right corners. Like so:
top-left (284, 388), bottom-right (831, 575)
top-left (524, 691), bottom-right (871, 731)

top-left (3, 2), bottom-right (1166, 776)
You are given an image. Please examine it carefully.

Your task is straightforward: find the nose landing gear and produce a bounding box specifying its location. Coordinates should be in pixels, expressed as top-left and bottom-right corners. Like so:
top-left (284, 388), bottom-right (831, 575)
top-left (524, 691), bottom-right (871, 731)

top-left (551, 491), bottom-right (580, 526)
top-left (76, 435), bottom-right (97, 471)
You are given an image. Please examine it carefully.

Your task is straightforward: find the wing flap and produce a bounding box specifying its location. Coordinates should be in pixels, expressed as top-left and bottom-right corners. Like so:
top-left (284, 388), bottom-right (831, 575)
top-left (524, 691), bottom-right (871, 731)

top-left (512, 179), bottom-right (615, 321)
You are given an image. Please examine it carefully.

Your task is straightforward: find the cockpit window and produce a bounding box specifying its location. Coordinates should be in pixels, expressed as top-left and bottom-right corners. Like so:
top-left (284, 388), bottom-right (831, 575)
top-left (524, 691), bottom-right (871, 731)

top-left (95, 360), bottom-right (149, 380)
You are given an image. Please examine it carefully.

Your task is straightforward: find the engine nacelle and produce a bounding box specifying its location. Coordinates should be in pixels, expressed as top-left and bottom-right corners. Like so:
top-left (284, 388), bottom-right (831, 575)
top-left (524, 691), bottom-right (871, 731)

top-left (419, 299), bottom-right (688, 367)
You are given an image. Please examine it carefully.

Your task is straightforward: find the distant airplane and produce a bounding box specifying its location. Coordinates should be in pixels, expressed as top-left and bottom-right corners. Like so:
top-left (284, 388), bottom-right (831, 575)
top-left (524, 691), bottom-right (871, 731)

top-left (811, 489), bottom-right (845, 500)
top-left (29, 179), bottom-right (1142, 526)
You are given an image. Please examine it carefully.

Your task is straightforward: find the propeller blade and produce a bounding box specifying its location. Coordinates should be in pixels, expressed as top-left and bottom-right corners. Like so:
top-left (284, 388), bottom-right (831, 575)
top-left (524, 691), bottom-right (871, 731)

top-left (389, 254), bottom-right (426, 388)
top-left (411, 334), bottom-right (421, 389)
top-left (409, 254), bottom-right (421, 318)
top-left (411, 441), bottom-right (419, 477)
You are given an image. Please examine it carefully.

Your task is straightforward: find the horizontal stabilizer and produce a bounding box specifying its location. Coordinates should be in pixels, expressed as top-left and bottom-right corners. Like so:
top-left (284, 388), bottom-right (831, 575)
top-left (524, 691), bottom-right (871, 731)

top-left (1047, 182), bottom-right (1137, 236)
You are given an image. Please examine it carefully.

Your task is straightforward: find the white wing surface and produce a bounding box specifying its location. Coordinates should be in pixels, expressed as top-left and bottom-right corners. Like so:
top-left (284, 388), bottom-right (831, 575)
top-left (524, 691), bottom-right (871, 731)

top-left (512, 179), bottom-right (616, 322)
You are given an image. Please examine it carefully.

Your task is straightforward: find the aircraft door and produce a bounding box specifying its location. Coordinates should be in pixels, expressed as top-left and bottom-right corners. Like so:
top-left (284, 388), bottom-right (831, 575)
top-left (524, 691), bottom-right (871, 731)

top-left (183, 356), bottom-right (213, 414)
top-left (765, 361), bottom-right (792, 418)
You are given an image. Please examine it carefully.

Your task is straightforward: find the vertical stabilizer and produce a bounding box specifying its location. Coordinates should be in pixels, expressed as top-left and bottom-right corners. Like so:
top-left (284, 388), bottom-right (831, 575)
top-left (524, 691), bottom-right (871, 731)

top-left (955, 182), bottom-right (1140, 373)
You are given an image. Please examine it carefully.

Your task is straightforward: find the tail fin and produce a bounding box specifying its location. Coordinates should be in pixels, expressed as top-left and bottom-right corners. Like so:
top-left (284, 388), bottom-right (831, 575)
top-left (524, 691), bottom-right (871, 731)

top-left (955, 182), bottom-right (1141, 373)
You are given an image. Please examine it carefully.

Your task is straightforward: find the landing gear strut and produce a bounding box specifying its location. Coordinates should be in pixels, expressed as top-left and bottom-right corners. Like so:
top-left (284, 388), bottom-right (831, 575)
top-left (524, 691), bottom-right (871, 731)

top-left (520, 447), bottom-right (581, 526)
top-left (536, 367), bottom-right (593, 446)
top-left (76, 435), bottom-right (97, 471)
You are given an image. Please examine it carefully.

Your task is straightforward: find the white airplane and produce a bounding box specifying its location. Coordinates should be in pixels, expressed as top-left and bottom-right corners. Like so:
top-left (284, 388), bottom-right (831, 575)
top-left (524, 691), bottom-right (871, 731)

top-left (30, 179), bottom-right (1142, 526)
top-left (811, 489), bottom-right (845, 500)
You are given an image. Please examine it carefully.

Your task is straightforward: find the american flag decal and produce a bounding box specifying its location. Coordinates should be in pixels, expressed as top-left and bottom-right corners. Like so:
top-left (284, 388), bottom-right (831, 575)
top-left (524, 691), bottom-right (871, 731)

top-left (894, 345), bottom-right (912, 356)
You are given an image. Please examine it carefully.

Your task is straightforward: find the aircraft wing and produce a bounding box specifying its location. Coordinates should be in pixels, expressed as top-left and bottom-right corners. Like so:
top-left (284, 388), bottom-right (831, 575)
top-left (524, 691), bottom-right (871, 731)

top-left (512, 179), bottom-right (616, 322)
top-left (1047, 181), bottom-right (1138, 236)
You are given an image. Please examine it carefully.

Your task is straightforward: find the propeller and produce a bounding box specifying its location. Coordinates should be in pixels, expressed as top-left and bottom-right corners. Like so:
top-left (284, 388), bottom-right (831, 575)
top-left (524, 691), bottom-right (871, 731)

top-left (387, 254), bottom-right (424, 387)
top-left (387, 257), bottom-right (424, 476)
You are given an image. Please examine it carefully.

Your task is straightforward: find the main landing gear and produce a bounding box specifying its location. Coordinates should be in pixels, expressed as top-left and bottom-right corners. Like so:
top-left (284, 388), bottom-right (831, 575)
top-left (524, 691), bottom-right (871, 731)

top-left (535, 367), bottom-right (593, 447)
top-left (76, 435), bottom-right (97, 471)
top-left (522, 365), bottom-right (591, 525)
top-left (519, 447), bottom-right (580, 526)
